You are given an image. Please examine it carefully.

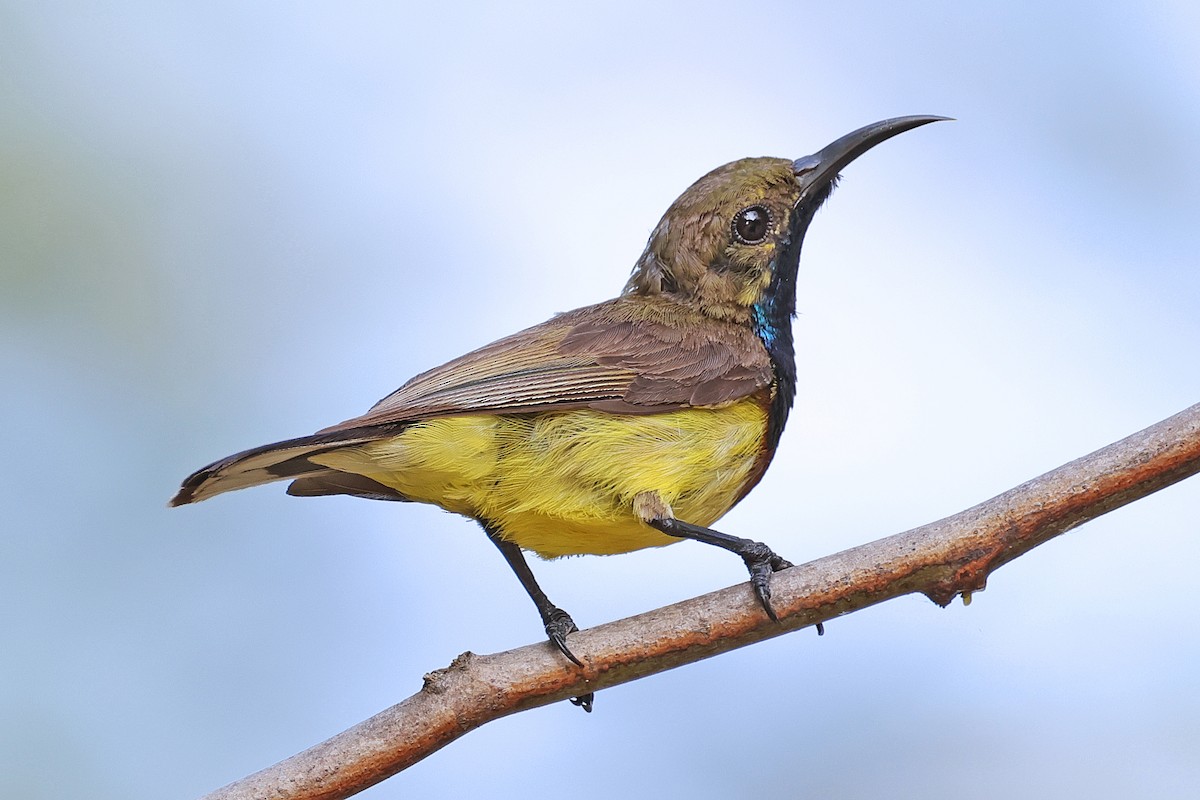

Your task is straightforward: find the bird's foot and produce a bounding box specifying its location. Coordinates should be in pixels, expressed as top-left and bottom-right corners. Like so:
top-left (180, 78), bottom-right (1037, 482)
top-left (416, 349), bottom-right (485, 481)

top-left (740, 541), bottom-right (793, 621)
top-left (542, 606), bottom-right (594, 712)
top-left (644, 515), bottom-right (793, 623)
top-left (543, 606), bottom-right (583, 666)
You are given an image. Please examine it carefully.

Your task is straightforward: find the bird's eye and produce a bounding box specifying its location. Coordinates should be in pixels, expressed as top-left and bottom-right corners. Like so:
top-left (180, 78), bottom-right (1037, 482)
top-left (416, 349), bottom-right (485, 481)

top-left (732, 205), bottom-right (772, 245)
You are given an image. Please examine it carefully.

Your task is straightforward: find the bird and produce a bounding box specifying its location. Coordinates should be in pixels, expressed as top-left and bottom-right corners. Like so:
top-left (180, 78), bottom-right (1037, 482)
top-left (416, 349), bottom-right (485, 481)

top-left (172, 115), bottom-right (946, 711)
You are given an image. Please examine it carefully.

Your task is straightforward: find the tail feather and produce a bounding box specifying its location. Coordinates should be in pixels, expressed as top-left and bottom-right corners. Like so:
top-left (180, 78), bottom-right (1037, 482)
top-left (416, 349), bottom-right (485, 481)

top-left (169, 426), bottom-right (401, 507)
top-left (286, 471), bottom-right (409, 501)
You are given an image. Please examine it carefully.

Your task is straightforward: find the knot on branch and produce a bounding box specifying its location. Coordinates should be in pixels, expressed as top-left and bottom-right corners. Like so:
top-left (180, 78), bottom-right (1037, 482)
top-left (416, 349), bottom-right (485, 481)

top-left (923, 547), bottom-right (997, 607)
top-left (422, 651), bottom-right (478, 695)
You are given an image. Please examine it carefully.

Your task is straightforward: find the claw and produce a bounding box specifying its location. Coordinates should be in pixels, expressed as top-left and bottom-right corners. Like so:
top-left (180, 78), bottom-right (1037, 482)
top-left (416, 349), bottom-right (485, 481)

top-left (762, 599), bottom-right (780, 622)
top-left (543, 607), bottom-right (592, 710)
top-left (544, 607), bottom-right (584, 667)
top-left (741, 541), bottom-right (791, 621)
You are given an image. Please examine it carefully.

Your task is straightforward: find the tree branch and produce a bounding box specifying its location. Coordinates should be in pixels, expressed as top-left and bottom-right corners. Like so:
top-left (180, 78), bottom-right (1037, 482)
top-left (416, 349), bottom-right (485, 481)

top-left (201, 402), bottom-right (1200, 800)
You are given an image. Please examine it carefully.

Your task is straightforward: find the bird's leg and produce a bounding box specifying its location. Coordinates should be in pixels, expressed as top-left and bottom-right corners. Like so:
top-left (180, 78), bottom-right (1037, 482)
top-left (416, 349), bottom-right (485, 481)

top-left (484, 524), bottom-right (583, 665)
top-left (635, 492), bottom-right (793, 621)
top-left (484, 523), bottom-right (594, 712)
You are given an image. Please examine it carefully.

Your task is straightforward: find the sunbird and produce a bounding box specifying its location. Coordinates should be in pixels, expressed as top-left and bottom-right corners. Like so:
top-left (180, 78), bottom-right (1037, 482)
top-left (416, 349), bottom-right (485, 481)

top-left (172, 116), bottom-right (945, 698)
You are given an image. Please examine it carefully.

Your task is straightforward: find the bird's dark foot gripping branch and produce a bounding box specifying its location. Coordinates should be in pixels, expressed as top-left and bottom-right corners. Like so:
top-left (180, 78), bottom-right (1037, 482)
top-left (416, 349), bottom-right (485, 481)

top-left (172, 115), bottom-right (948, 711)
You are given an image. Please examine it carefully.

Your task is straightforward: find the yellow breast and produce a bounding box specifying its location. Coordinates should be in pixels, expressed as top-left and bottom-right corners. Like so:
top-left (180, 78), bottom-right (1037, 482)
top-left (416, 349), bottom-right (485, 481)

top-left (308, 398), bottom-right (770, 558)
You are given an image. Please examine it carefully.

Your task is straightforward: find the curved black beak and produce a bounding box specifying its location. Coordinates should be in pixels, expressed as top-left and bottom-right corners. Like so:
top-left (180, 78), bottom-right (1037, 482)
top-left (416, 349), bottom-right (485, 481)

top-left (793, 115), bottom-right (951, 199)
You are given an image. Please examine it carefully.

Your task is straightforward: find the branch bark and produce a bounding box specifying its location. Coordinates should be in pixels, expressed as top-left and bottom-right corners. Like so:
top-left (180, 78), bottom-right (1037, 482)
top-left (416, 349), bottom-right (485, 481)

top-left (201, 402), bottom-right (1200, 800)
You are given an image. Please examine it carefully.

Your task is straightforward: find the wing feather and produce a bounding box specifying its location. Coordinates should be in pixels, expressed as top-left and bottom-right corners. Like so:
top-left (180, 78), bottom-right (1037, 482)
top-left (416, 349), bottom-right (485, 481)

top-left (320, 297), bottom-right (772, 432)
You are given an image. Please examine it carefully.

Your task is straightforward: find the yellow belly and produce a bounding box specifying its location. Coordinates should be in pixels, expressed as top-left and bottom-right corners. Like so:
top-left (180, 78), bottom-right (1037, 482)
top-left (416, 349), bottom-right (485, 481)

top-left (308, 398), bottom-right (769, 558)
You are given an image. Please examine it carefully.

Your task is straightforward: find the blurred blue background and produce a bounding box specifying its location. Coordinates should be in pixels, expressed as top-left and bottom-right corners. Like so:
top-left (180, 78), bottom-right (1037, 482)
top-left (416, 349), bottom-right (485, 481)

top-left (3, 2), bottom-right (1199, 798)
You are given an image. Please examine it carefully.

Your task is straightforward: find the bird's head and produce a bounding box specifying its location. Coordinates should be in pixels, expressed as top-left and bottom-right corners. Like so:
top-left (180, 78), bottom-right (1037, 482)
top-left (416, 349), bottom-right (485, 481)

top-left (624, 116), bottom-right (948, 336)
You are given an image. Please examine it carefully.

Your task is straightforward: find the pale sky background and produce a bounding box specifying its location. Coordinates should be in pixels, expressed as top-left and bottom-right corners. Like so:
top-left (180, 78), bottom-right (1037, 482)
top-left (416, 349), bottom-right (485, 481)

top-left (3, 3), bottom-right (1199, 798)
